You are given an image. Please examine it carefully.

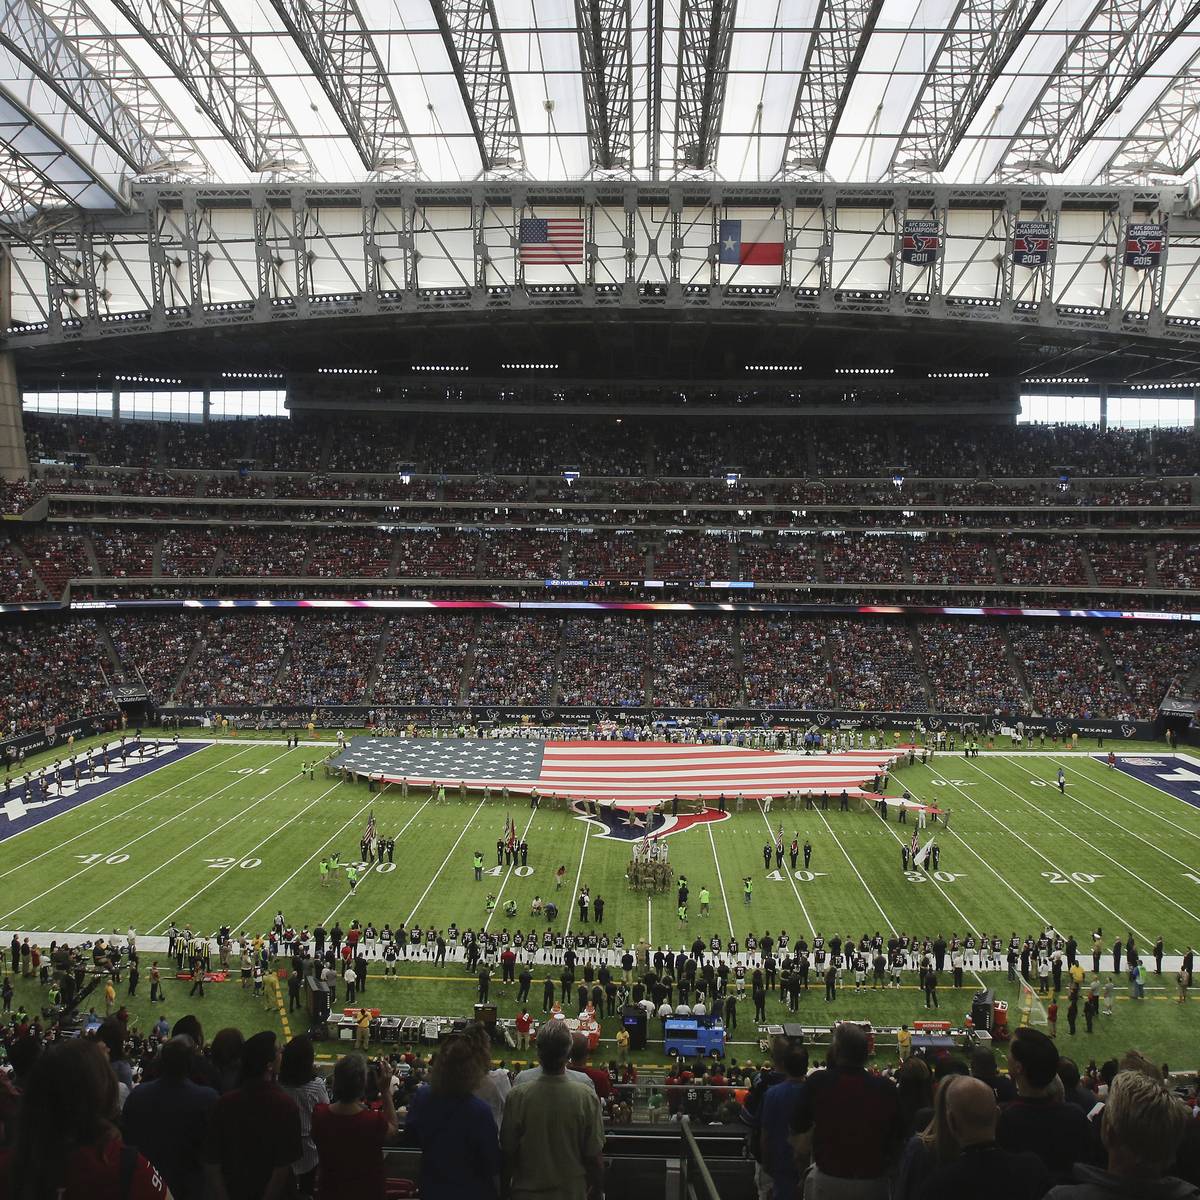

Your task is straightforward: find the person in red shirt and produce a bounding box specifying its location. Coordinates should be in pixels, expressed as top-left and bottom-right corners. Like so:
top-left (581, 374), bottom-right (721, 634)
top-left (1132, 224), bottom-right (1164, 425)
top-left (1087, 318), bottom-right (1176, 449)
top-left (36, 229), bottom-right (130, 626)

top-left (0, 1038), bottom-right (167, 1200)
top-left (204, 1031), bottom-right (302, 1200)
top-left (515, 1008), bottom-right (534, 1051)
top-left (312, 1053), bottom-right (398, 1200)
top-left (567, 1033), bottom-right (612, 1100)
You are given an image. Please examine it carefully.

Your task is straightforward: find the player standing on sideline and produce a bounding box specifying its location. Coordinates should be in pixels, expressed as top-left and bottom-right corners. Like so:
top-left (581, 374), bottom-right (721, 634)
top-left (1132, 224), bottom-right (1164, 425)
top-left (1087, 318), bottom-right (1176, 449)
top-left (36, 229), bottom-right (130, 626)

top-left (1057, 767), bottom-right (1066, 794)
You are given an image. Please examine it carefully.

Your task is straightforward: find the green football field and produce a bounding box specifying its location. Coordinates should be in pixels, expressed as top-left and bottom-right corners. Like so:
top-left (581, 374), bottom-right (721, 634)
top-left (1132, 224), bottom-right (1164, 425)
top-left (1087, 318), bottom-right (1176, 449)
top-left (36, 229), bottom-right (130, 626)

top-left (4, 732), bottom-right (1200, 1070)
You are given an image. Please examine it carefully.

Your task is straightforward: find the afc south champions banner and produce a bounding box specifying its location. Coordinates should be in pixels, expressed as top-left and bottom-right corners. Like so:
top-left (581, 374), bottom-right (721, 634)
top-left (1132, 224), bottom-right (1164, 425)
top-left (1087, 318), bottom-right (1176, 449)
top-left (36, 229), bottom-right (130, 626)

top-left (1013, 220), bottom-right (1052, 268)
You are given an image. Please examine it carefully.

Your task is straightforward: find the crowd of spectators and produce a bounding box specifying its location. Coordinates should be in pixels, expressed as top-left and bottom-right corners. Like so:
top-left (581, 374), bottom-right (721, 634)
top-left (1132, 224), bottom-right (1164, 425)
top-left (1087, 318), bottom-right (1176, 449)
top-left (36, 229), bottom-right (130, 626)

top-left (107, 613), bottom-right (202, 703)
top-left (1085, 539), bottom-right (1151, 590)
top-left (0, 610), bottom-right (1187, 719)
top-left (1158, 541), bottom-right (1200, 590)
top-left (159, 528), bottom-right (221, 576)
top-left (652, 535), bottom-right (736, 580)
top-left (826, 619), bottom-right (931, 712)
top-left (22, 412), bottom-right (1200, 480)
top-left (19, 529), bottom-right (92, 597)
top-left (998, 537), bottom-right (1088, 587)
top-left (173, 615), bottom-right (291, 706)
top-left (737, 536), bottom-right (819, 583)
top-left (917, 621), bottom-right (1027, 715)
top-left (650, 617), bottom-right (741, 707)
top-left (91, 528), bottom-right (158, 577)
top-left (565, 533), bottom-right (649, 579)
top-left (0, 538), bottom-right (44, 601)
top-left (1009, 624), bottom-right (1134, 719)
top-left (822, 533), bottom-right (910, 584)
top-left (372, 615), bottom-right (474, 706)
top-left (740, 617), bottom-right (838, 708)
top-left (557, 617), bottom-right (649, 706)
top-left (466, 616), bottom-right (559, 704)
top-left (0, 618), bottom-right (112, 737)
top-left (909, 538), bottom-right (997, 587)
top-left (215, 530), bottom-right (310, 577)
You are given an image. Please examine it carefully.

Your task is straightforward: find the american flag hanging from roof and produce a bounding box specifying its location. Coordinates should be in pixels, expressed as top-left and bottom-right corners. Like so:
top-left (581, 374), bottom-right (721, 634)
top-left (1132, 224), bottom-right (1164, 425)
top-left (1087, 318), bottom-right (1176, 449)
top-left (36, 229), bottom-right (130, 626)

top-left (331, 738), bottom-right (898, 812)
top-left (518, 217), bottom-right (585, 265)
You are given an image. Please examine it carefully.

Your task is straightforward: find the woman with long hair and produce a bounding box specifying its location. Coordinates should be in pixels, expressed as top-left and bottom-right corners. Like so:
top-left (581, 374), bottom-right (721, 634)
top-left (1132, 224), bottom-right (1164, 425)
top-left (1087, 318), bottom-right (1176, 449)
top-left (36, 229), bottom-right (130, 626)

top-left (895, 1071), bottom-right (964, 1200)
top-left (278, 1035), bottom-right (327, 1197)
top-left (1, 1038), bottom-right (169, 1199)
top-left (405, 1032), bottom-right (502, 1200)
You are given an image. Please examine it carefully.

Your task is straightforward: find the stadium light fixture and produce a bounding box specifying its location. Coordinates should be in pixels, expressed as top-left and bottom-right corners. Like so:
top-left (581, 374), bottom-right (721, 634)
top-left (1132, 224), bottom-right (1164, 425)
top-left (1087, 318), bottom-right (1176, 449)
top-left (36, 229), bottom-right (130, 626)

top-left (744, 364), bottom-right (802, 372)
top-left (411, 364), bottom-right (470, 372)
top-left (835, 367), bottom-right (894, 375)
top-left (115, 374), bottom-right (183, 384)
top-left (501, 362), bottom-right (558, 370)
top-left (1127, 381), bottom-right (1196, 389)
top-left (221, 371), bottom-right (284, 380)
top-left (927, 372), bottom-right (990, 379)
top-left (318, 367), bottom-right (378, 375)
top-left (1027, 377), bottom-right (1090, 384)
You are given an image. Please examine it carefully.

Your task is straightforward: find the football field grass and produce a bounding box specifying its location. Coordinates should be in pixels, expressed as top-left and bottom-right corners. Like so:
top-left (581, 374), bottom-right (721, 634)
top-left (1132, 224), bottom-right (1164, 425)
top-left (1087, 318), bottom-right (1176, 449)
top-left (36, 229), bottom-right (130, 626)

top-left (4, 732), bottom-right (1200, 1070)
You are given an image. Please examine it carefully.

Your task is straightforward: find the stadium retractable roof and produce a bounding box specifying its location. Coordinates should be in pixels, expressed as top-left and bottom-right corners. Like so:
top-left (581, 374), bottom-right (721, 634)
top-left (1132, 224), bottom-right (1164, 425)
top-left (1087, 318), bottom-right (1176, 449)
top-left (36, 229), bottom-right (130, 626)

top-left (1, 0), bottom-right (1200, 218)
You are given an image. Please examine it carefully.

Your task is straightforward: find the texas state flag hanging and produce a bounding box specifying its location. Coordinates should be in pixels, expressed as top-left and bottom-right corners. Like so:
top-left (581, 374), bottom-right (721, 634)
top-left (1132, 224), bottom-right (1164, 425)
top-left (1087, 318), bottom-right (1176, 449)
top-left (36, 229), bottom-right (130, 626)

top-left (719, 218), bottom-right (786, 266)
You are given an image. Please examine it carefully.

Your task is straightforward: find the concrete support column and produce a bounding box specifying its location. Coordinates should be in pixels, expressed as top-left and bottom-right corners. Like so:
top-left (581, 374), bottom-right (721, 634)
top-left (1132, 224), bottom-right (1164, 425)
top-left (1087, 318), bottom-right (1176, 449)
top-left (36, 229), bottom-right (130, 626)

top-left (0, 253), bottom-right (28, 481)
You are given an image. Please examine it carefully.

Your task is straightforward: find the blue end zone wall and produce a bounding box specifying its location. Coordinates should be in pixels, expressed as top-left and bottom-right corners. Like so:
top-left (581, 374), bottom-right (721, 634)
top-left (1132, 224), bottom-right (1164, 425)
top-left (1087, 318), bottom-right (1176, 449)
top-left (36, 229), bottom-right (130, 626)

top-left (0, 740), bottom-right (210, 843)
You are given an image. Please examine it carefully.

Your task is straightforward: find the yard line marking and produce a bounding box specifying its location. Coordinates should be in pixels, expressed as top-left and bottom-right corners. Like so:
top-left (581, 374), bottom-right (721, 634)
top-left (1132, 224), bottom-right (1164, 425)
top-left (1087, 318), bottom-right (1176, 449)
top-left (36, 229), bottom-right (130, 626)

top-left (812, 805), bottom-right (895, 935)
top-left (0, 748), bottom-right (295, 925)
top-left (235, 788), bottom-right (408, 932)
top-left (322, 794), bottom-right (434, 928)
top-left (926, 762), bottom-right (1148, 942)
top-left (862, 796), bottom-right (987, 988)
top-left (404, 799), bottom-right (489, 927)
top-left (144, 782), bottom-right (343, 934)
top-left (707, 821), bottom-right (735, 937)
top-left (0, 743), bottom-right (256, 879)
top-left (1068, 758), bottom-right (1200, 847)
top-left (756, 810), bottom-right (808, 936)
top-left (57, 751), bottom-right (306, 931)
top-left (484, 808), bottom-right (538, 932)
top-left (968, 758), bottom-right (1200, 932)
top-left (564, 822), bottom-right (592, 935)
top-left (899, 781), bottom-right (1053, 929)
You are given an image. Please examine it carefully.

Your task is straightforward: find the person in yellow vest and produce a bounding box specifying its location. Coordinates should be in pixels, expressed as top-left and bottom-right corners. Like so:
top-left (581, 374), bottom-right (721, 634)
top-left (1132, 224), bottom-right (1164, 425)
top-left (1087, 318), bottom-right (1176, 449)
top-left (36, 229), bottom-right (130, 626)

top-left (897, 1024), bottom-right (911, 1060)
top-left (616, 1025), bottom-right (630, 1065)
top-left (355, 1006), bottom-right (371, 1051)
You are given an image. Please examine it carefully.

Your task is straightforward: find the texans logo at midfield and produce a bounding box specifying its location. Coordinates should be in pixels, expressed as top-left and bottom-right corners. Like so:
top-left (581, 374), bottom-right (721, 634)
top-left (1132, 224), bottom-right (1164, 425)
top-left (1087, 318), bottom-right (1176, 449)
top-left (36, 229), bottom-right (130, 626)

top-left (570, 801), bottom-right (731, 841)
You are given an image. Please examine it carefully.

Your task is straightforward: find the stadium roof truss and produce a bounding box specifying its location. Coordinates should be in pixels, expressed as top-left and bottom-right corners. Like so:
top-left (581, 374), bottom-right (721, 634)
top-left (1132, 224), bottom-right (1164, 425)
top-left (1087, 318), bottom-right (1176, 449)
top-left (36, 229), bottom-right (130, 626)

top-left (2, 182), bottom-right (1196, 355)
top-left (0, 1), bottom-right (1197, 224)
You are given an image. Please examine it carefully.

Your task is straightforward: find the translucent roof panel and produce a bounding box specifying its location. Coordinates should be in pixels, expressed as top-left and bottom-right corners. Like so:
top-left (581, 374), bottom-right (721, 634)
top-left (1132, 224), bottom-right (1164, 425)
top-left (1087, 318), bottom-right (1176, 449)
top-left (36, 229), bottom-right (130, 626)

top-left (0, 0), bottom-right (1197, 214)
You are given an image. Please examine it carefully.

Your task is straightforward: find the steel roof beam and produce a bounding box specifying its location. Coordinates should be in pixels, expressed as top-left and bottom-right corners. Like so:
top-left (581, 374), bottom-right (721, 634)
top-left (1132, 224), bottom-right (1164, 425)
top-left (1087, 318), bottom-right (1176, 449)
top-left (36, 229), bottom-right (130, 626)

top-left (0, 0), bottom-right (211, 182)
top-left (890, 0), bottom-right (1046, 178)
top-left (779, 0), bottom-right (883, 178)
top-left (673, 0), bottom-right (737, 171)
top-left (270, 0), bottom-right (420, 179)
top-left (109, 0), bottom-right (311, 179)
top-left (575, 0), bottom-right (634, 172)
top-left (1101, 46), bottom-right (1200, 182)
top-left (996, 0), bottom-right (1200, 180)
top-left (428, 0), bottom-right (523, 175)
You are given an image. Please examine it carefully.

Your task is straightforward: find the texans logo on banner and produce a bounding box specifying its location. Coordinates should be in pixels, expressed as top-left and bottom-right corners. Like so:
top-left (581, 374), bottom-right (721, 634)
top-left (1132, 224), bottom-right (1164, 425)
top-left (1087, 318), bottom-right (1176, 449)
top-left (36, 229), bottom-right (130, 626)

top-left (1013, 220), bottom-right (1052, 268)
top-left (571, 800), bottom-right (730, 842)
top-left (901, 219), bottom-right (941, 266)
top-left (1125, 223), bottom-right (1165, 270)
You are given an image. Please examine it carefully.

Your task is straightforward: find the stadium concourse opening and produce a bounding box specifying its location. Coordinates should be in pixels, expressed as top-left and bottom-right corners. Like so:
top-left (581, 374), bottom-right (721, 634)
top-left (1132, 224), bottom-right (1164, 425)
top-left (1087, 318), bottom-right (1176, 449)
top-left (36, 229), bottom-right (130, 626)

top-left (6, 7), bottom-right (1200, 1197)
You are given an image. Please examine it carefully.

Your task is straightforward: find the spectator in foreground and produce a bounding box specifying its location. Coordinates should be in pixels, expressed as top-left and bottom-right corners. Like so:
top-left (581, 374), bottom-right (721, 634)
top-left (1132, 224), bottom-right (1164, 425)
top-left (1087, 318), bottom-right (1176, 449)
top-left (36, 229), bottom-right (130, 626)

top-left (759, 1039), bottom-right (809, 1200)
top-left (500, 1020), bottom-right (605, 1200)
top-left (123, 1035), bottom-right (218, 1200)
top-left (311, 1053), bottom-right (398, 1200)
top-left (1046, 1071), bottom-right (1198, 1200)
top-left (278, 1035), bottom-right (328, 1197)
top-left (896, 1073), bottom-right (961, 1200)
top-left (204, 1030), bottom-right (301, 1200)
top-left (917, 1076), bottom-right (1052, 1200)
top-left (998, 1028), bottom-right (1096, 1182)
top-left (0, 1039), bottom-right (168, 1198)
top-left (790, 1022), bottom-right (901, 1198)
top-left (405, 1031), bottom-right (501, 1200)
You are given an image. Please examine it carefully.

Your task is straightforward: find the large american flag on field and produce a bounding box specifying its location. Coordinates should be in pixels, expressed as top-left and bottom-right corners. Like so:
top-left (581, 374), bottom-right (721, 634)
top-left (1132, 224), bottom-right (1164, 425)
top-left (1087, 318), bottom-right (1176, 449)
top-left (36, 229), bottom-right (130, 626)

top-left (331, 738), bottom-right (898, 810)
top-left (518, 217), bottom-right (585, 265)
